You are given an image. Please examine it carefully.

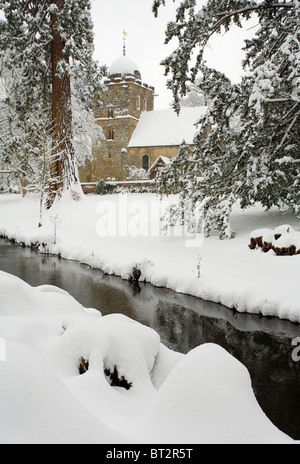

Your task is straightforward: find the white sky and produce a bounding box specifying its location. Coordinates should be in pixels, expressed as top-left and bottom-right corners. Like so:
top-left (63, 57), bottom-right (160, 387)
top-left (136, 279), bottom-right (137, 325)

top-left (91, 0), bottom-right (258, 109)
top-left (0, 1), bottom-right (258, 109)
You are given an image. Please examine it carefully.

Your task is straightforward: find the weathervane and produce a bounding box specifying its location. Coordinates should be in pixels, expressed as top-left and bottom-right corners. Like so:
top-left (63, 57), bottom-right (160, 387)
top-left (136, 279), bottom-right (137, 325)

top-left (123, 29), bottom-right (128, 56)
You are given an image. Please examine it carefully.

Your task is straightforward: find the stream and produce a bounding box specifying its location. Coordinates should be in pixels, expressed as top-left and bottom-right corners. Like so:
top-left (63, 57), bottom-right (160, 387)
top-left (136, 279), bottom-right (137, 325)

top-left (0, 238), bottom-right (300, 440)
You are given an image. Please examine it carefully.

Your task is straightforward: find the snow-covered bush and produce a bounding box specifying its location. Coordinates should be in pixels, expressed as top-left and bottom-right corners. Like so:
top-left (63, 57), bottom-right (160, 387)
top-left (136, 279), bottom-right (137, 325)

top-left (96, 179), bottom-right (108, 196)
top-left (127, 166), bottom-right (150, 181)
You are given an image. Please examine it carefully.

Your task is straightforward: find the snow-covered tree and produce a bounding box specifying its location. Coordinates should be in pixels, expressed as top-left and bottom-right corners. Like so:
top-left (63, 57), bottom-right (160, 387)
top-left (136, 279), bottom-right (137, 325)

top-left (71, 79), bottom-right (104, 168)
top-left (180, 78), bottom-right (209, 107)
top-left (154, 0), bottom-right (300, 238)
top-left (0, 59), bottom-right (50, 200)
top-left (0, 0), bottom-right (103, 208)
top-left (0, 57), bottom-right (103, 202)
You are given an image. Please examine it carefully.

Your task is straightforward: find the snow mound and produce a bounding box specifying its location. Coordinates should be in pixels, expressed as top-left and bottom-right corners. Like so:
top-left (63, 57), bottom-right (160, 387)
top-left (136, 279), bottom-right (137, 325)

top-left (52, 313), bottom-right (161, 394)
top-left (0, 271), bottom-right (86, 317)
top-left (0, 340), bottom-right (129, 444)
top-left (249, 225), bottom-right (300, 255)
top-left (133, 344), bottom-right (291, 444)
top-left (0, 271), bottom-right (293, 444)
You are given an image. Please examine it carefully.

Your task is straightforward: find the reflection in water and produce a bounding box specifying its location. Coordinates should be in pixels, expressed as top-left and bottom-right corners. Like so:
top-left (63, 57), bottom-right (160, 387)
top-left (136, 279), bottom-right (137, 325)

top-left (0, 238), bottom-right (300, 440)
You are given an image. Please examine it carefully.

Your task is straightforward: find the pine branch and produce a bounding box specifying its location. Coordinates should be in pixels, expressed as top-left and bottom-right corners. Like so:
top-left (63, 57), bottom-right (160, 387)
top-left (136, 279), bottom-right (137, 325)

top-left (210, 2), bottom-right (294, 40)
top-left (273, 109), bottom-right (300, 153)
top-left (215, 2), bottom-right (294, 18)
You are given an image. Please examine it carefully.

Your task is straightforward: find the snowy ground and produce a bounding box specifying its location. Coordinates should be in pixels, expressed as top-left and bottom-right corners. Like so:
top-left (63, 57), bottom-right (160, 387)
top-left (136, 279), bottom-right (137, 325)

top-left (0, 193), bottom-right (299, 443)
top-left (0, 270), bottom-right (293, 444)
top-left (0, 192), bottom-right (300, 322)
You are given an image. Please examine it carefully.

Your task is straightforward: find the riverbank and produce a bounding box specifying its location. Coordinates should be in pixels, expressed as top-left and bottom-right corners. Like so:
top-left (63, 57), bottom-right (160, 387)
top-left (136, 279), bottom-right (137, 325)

top-left (1, 192), bottom-right (300, 323)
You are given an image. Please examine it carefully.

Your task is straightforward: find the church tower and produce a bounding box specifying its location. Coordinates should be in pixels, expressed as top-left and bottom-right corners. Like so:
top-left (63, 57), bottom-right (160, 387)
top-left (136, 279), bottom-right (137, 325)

top-left (79, 42), bottom-right (155, 182)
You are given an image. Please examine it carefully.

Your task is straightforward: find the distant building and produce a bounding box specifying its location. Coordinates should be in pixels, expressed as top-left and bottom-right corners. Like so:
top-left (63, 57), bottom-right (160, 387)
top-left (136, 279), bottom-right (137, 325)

top-left (128, 107), bottom-right (206, 176)
top-left (79, 51), bottom-right (206, 183)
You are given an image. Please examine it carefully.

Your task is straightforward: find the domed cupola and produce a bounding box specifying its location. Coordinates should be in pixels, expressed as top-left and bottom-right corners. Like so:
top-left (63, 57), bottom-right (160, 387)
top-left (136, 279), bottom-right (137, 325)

top-left (108, 55), bottom-right (142, 81)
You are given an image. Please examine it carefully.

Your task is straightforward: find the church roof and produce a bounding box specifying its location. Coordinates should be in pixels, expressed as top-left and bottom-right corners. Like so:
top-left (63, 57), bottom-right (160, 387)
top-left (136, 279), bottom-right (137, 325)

top-left (128, 107), bottom-right (207, 148)
top-left (108, 55), bottom-right (142, 80)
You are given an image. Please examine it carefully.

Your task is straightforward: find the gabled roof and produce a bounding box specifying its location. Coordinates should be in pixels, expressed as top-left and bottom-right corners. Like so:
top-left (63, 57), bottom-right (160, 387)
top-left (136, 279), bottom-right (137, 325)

top-left (128, 106), bottom-right (207, 148)
top-left (149, 156), bottom-right (172, 173)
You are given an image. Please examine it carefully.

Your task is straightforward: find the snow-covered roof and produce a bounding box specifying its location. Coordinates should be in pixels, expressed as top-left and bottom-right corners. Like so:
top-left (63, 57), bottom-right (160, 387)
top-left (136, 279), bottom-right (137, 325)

top-left (128, 107), bottom-right (207, 148)
top-left (149, 156), bottom-right (172, 172)
top-left (109, 55), bottom-right (141, 80)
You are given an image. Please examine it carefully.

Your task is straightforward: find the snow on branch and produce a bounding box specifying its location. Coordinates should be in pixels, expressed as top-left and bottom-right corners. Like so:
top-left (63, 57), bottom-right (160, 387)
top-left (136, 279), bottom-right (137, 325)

top-left (209, 2), bottom-right (294, 41)
top-left (215, 2), bottom-right (294, 17)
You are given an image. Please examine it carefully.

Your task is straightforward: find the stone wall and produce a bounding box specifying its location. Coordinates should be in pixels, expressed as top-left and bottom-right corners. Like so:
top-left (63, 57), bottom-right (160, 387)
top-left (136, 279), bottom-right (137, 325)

top-left (128, 145), bottom-right (181, 171)
top-left (81, 180), bottom-right (156, 195)
top-left (95, 79), bottom-right (155, 120)
top-left (79, 77), bottom-right (155, 183)
top-left (79, 117), bottom-right (137, 182)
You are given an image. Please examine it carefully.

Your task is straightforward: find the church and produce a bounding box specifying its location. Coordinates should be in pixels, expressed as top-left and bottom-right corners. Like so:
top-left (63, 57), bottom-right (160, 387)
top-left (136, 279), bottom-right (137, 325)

top-left (79, 48), bottom-right (206, 184)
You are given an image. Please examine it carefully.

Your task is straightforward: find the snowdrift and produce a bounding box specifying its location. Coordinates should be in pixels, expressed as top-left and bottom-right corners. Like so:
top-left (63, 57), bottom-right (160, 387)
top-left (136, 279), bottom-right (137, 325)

top-left (0, 271), bottom-right (292, 444)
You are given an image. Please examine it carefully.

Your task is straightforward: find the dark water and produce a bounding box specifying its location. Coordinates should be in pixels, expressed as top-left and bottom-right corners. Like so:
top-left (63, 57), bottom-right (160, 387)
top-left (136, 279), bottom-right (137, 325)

top-left (1, 238), bottom-right (300, 440)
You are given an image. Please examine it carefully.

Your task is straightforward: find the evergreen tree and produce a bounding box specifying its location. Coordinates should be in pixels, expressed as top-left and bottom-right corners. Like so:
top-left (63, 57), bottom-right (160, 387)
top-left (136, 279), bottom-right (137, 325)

top-left (0, 0), bottom-right (102, 207)
top-left (0, 59), bottom-right (50, 197)
top-left (154, 0), bottom-right (300, 238)
top-left (71, 78), bottom-right (104, 168)
top-left (180, 77), bottom-right (209, 107)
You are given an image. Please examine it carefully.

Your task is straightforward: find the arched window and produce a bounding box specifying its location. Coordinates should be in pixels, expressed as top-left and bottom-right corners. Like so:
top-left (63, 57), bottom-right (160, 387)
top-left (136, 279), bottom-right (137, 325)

top-left (108, 109), bottom-right (114, 118)
top-left (108, 129), bottom-right (115, 140)
top-left (136, 96), bottom-right (141, 110)
top-left (142, 154), bottom-right (149, 171)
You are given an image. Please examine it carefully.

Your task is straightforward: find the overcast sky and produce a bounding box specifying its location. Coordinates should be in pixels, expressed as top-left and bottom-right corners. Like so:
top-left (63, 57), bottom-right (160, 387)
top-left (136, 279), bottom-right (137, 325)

top-left (0, 1), bottom-right (257, 109)
top-left (91, 0), bottom-right (258, 109)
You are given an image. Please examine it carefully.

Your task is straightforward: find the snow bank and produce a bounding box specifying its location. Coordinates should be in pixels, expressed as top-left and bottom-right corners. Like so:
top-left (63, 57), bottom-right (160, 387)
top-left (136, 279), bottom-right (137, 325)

top-left (0, 272), bottom-right (292, 444)
top-left (0, 193), bottom-right (300, 323)
top-left (0, 269), bottom-right (85, 317)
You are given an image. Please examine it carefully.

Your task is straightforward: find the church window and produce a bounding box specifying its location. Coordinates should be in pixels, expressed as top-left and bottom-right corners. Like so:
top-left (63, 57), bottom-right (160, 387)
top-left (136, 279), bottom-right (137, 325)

top-left (136, 96), bottom-right (141, 110)
top-left (108, 129), bottom-right (115, 140)
top-left (108, 109), bottom-right (114, 118)
top-left (142, 154), bottom-right (149, 171)
top-left (144, 98), bottom-right (147, 111)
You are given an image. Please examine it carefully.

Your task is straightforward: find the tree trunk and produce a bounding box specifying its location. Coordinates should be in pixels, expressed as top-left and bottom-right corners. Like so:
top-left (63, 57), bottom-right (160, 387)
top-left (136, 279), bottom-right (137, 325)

top-left (46, 0), bottom-right (80, 209)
